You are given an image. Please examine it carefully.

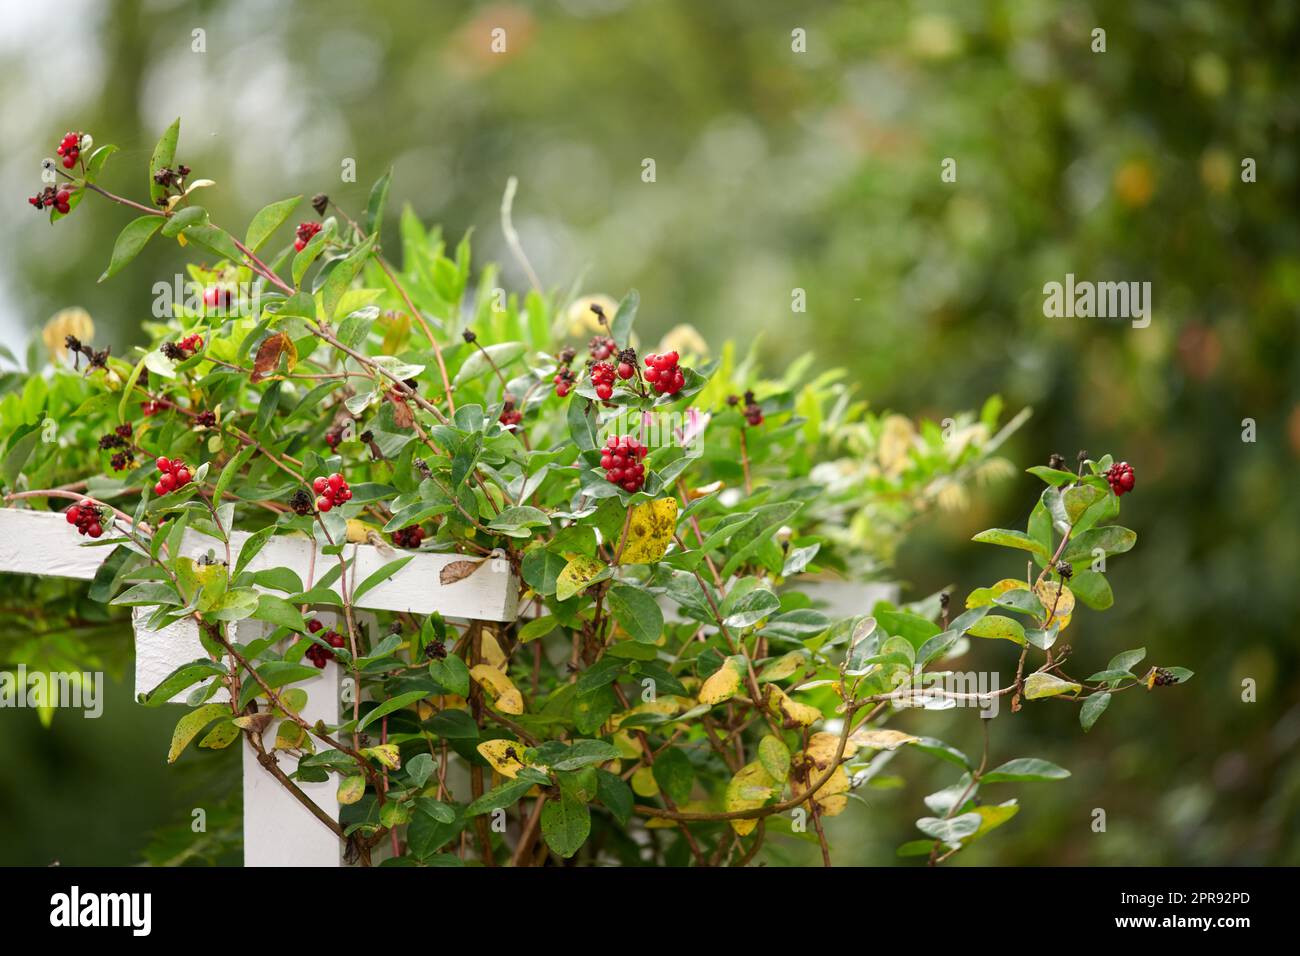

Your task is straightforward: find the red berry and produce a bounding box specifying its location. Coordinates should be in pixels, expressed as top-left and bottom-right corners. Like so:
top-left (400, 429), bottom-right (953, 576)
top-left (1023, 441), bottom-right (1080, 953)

top-left (87, 524), bottom-right (102, 538)
top-left (316, 496), bottom-right (332, 512)
top-left (156, 457), bottom-right (171, 472)
top-left (154, 481), bottom-right (167, 496)
top-left (66, 507), bottom-right (80, 525)
top-left (328, 474), bottom-right (343, 491)
top-left (339, 488), bottom-right (352, 502)
top-left (595, 384), bottom-right (613, 401)
top-left (1106, 462), bottom-right (1136, 496)
top-left (308, 619), bottom-right (324, 633)
top-left (617, 362), bottom-right (633, 380)
top-left (313, 476), bottom-right (328, 494)
top-left (644, 367), bottom-right (659, 382)
top-left (622, 480), bottom-right (639, 492)
top-left (160, 473), bottom-right (177, 492)
top-left (327, 633), bottom-right (345, 648)
top-left (174, 468), bottom-right (191, 486)
top-left (555, 383), bottom-right (570, 397)
top-left (62, 156), bottom-right (76, 169)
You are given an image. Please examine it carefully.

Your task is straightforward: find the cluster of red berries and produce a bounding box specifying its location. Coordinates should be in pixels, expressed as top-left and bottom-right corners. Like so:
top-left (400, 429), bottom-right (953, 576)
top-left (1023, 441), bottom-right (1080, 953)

top-left (294, 221), bottom-right (322, 252)
top-left (393, 525), bottom-right (425, 549)
top-left (742, 390), bottom-right (763, 426)
top-left (163, 333), bottom-right (205, 362)
top-left (325, 425), bottom-right (344, 450)
top-left (589, 335), bottom-right (617, 361)
top-left (1105, 461), bottom-right (1136, 496)
top-left (644, 351), bottom-right (684, 395)
top-left (65, 500), bottom-right (104, 538)
top-left (499, 398), bottom-right (522, 428)
top-left (600, 435), bottom-right (649, 492)
top-left (305, 619), bottom-right (345, 668)
top-left (56, 131), bottom-right (83, 169)
top-left (591, 362), bottom-right (618, 401)
top-left (553, 367), bottom-right (576, 398)
top-left (311, 473), bottom-right (351, 512)
top-left (154, 457), bottom-right (193, 496)
top-left (28, 186), bottom-right (73, 214)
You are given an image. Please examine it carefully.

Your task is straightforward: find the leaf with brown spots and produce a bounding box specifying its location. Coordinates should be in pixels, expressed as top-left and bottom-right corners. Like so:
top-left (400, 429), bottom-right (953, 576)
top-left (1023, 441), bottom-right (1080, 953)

top-left (617, 497), bottom-right (678, 565)
top-left (251, 331), bottom-right (297, 382)
top-left (386, 389), bottom-right (415, 428)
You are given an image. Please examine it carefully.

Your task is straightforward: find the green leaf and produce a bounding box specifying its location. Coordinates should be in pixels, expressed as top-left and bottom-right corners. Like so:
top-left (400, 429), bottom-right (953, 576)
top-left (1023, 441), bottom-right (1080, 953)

top-left (1080, 692), bottom-right (1111, 732)
top-left (3, 429), bottom-right (39, 489)
top-left (551, 740), bottom-right (620, 771)
top-left (1107, 647), bottom-right (1146, 673)
top-left (357, 690), bottom-right (427, 732)
top-left (213, 444), bottom-right (256, 504)
top-left (466, 776), bottom-right (536, 817)
top-left (555, 555), bottom-right (607, 602)
top-left (651, 748), bottom-right (693, 804)
top-left (1023, 673), bottom-right (1081, 699)
top-left (1069, 570), bottom-right (1114, 609)
top-left (365, 168), bottom-right (392, 236)
top-left (141, 659), bottom-right (227, 706)
top-left (566, 396), bottom-right (596, 451)
top-left (541, 792), bottom-right (591, 859)
top-left (148, 117), bottom-right (180, 207)
top-left (252, 594), bottom-right (305, 632)
top-left (1026, 465), bottom-right (1078, 486)
top-left (99, 216), bottom-right (163, 281)
top-left (720, 588), bottom-right (780, 628)
top-left (758, 735), bottom-right (791, 782)
top-left (1064, 484), bottom-right (1106, 523)
top-left (428, 654), bottom-right (471, 697)
top-left (245, 195), bottom-right (302, 252)
top-left (916, 812), bottom-right (981, 843)
top-left (160, 204), bottom-right (207, 237)
top-left (971, 528), bottom-right (1049, 560)
top-left (1062, 526), bottom-right (1136, 563)
top-left (611, 288), bottom-right (639, 345)
top-left (606, 585), bottom-right (664, 644)
top-left (352, 555), bottom-right (413, 603)
top-left (181, 223), bottom-right (243, 263)
top-left (167, 703), bottom-right (227, 763)
top-left (965, 614), bottom-right (1026, 645)
top-left (322, 235), bottom-right (375, 320)
top-left (595, 769), bottom-right (633, 825)
top-left (982, 758), bottom-right (1071, 783)
top-left (454, 341), bottom-right (526, 385)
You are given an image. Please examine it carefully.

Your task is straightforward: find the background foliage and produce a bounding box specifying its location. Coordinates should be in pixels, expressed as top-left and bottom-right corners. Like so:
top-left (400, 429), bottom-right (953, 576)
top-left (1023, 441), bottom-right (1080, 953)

top-left (0, 0), bottom-right (1297, 865)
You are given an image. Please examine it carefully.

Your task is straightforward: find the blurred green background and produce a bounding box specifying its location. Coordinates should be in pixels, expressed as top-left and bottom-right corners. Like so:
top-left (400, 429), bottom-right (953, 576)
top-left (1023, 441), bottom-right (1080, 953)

top-left (1, 0), bottom-right (1297, 865)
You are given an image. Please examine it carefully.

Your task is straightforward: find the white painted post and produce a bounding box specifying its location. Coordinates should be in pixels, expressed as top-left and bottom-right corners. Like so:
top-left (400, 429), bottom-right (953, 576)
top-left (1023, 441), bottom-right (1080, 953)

top-left (0, 508), bottom-right (519, 867)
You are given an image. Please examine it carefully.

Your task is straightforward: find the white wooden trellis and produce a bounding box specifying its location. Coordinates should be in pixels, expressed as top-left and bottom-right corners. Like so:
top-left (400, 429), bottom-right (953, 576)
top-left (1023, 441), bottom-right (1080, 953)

top-left (0, 509), bottom-right (518, 867)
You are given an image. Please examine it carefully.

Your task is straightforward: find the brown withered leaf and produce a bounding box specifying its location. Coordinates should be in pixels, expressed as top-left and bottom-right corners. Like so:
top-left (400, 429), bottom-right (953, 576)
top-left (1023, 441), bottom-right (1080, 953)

top-left (386, 389), bottom-right (415, 429)
top-left (251, 331), bottom-right (297, 382)
top-left (440, 559), bottom-right (484, 586)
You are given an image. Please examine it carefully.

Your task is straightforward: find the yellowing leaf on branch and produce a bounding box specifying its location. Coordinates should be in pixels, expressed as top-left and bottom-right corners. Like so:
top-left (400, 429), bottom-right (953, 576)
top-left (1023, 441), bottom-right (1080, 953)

top-left (797, 733), bottom-right (852, 816)
top-left (757, 650), bottom-right (806, 684)
top-left (555, 554), bottom-right (606, 601)
top-left (618, 497), bottom-right (678, 565)
top-left (698, 657), bottom-right (743, 706)
top-left (849, 728), bottom-right (919, 751)
top-left (469, 663), bottom-right (524, 714)
top-left (477, 738), bottom-right (531, 779)
top-left (479, 629), bottom-right (508, 671)
top-left (726, 761), bottom-right (777, 836)
top-left (765, 685), bottom-right (822, 727)
top-left (1034, 581), bottom-right (1075, 629)
top-left (966, 578), bottom-right (1029, 609)
top-left (631, 766), bottom-right (659, 797)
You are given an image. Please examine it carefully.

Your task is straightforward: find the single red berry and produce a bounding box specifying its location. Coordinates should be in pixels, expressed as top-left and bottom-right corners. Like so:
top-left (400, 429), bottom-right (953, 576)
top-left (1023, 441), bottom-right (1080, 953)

top-left (174, 467), bottom-right (191, 486)
top-left (328, 473), bottom-right (343, 492)
top-left (316, 496), bottom-right (332, 512)
top-left (66, 507), bottom-right (80, 525)
top-left (156, 457), bottom-right (171, 472)
top-left (87, 524), bottom-right (102, 538)
top-left (307, 619), bottom-right (324, 633)
top-left (595, 383), bottom-right (613, 400)
top-left (555, 383), bottom-right (570, 398)
top-left (154, 481), bottom-right (167, 496)
top-left (312, 476), bottom-right (328, 494)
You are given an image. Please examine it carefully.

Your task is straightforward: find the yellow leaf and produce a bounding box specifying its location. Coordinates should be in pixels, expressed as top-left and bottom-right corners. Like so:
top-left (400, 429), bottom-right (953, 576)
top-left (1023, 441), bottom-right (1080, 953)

top-left (338, 775), bottom-right (366, 805)
top-left (176, 232), bottom-right (188, 247)
top-left (613, 730), bottom-right (641, 759)
top-left (1034, 580), bottom-right (1076, 629)
top-left (477, 738), bottom-right (530, 779)
top-left (618, 497), bottom-right (678, 565)
top-left (878, 414), bottom-right (917, 476)
top-left (698, 658), bottom-right (742, 706)
top-left (849, 728), bottom-right (919, 751)
top-left (480, 629), bottom-right (508, 671)
top-left (345, 518), bottom-right (381, 544)
top-left (766, 686), bottom-right (822, 727)
top-left (555, 554), bottom-right (606, 601)
top-left (274, 719), bottom-right (306, 750)
top-left (42, 307), bottom-right (94, 362)
top-left (806, 730), bottom-right (858, 764)
top-left (361, 744), bottom-right (401, 770)
top-left (631, 766), bottom-right (659, 797)
top-left (469, 664), bottom-right (524, 715)
top-left (726, 761), bottom-right (776, 835)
